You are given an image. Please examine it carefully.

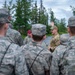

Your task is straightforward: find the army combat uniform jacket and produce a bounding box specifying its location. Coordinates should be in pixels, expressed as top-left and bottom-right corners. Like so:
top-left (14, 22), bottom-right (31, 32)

top-left (49, 33), bottom-right (60, 51)
top-left (23, 36), bottom-right (32, 44)
top-left (50, 43), bottom-right (68, 75)
top-left (22, 41), bottom-right (52, 75)
top-left (0, 36), bottom-right (29, 75)
top-left (6, 28), bottom-right (23, 46)
top-left (59, 36), bottom-right (75, 75)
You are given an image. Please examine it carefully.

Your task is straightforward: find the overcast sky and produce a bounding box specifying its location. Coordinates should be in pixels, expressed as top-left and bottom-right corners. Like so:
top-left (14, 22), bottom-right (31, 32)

top-left (0, 0), bottom-right (75, 24)
top-left (38, 0), bottom-right (75, 23)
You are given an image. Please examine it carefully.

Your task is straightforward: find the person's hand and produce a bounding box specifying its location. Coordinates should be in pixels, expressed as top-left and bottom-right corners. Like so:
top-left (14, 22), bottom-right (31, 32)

top-left (50, 21), bottom-right (54, 26)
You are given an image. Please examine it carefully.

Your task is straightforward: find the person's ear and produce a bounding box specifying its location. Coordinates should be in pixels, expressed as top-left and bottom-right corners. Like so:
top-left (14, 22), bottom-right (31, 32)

top-left (67, 27), bottom-right (70, 33)
top-left (4, 23), bottom-right (8, 30)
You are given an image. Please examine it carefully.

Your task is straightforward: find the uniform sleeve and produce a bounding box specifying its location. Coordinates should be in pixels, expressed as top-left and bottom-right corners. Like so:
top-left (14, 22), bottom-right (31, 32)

top-left (50, 51), bottom-right (60, 75)
top-left (54, 38), bottom-right (60, 46)
top-left (17, 32), bottom-right (24, 46)
top-left (15, 48), bottom-right (29, 75)
top-left (50, 35), bottom-right (60, 51)
top-left (23, 37), bottom-right (28, 45)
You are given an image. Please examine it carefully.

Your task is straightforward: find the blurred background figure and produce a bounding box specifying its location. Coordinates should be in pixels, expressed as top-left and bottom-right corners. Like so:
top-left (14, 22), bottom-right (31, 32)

top-left (22, 24), bottom-right (52, 75)
top-left (48, 22), bottom-right (60, 52)
top-left (23, 30), bottom-right (32, 44)
top-left (59, 16), bottom-right (75, 75)
top-left (50, 34), bottom-right (69, 75)
top-left (52, 16), bottom-right (75, 75)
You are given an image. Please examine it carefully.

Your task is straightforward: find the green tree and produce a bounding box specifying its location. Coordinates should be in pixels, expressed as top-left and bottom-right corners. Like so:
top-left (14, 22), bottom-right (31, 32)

top-left (49, 8), bottom-right (59, 27)
top-left (14, 0), bottom-right (23, 30)
top-left (58, 18), bottom-right (67, 34)
top-left (30, 0), bottom-right (49, 34)
top-left (30, 0), bottom-right (38, 24)
top-left (70, 6), bottom-right (75, 16)
top-left (38, 0), bottom-right (48, 25)
top-left (14, 0), bottom-right (32, 35)
top-left (49, 8), bottom-right (55, 23)
top-left (38, 0), bottom-right (49, 34)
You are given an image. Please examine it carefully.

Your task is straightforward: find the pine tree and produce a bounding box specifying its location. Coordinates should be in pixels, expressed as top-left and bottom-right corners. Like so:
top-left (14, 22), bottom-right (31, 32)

top-left (14, 0), bottom-right (31, 35)
top-left (30, 0), bottom-right (38, 24)
top-left (70, 6), bottom-right (75, 16)
top-left (38, 0), bottom-right (48, 25)
top-left (49, 8), bottom-right (55, 22)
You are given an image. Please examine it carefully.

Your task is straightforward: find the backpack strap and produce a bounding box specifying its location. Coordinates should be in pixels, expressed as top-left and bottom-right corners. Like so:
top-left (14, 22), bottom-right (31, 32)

top-left (30, 48), bottom-right (44, 69)
top-left (0, 43), bottom-right (12, 67)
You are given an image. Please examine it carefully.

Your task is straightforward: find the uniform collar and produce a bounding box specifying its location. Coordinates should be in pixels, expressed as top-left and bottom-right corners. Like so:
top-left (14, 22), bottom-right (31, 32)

top-left (31, 40), bottom-right (42, 46)
top-left (53, 33), bottom-right (59, 37)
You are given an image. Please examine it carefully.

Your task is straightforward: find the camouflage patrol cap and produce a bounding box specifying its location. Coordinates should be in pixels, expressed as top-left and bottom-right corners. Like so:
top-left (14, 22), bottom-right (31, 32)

top-left (0, 8), bottom-right (10, 18)
top-left (0, 17), bottom-right (10, 24)
top-left (60, 34), bottom-right (69, 44)
top-left (31, 24), bottom-right (46, 36)
top-left (50, 26), bottom-right (58, 30)
top-left (68, 16), bottom-right (75, 27)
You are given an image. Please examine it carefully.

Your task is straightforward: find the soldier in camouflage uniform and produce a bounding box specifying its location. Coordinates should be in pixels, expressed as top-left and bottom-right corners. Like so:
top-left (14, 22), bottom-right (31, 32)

top-left (21, 24), bottom-right (52, 75)
top-left (48, 25), bottom-right (60, 52)
top-left (24, 30), bottom-right (32, 44)
top-left (53, 16), bottom-right (75, 75)
top-left (50, 34), bottom-right (69, 75)
top-left (0, 18), bottom-right (29, 75)
top-left (0, 8), bottom-right (23, 46)
top-left (23, 30), bottom-right (47, 48)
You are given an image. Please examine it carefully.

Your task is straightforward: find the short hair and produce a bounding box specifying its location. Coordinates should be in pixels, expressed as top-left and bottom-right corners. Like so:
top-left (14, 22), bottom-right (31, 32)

top-left (69, 27), bottom-right (75, 35)
top-left (50, 26), bottom-right (58, 31)
top-left (32, 34), bottom-right (45, 41)
top-left (0, 23), bottom-right (5, 29)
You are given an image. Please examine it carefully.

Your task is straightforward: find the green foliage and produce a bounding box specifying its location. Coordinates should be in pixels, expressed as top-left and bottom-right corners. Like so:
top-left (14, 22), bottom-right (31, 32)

top-left (49, 9), bottom-right (67, 34)
top-left (49, 8), bottom-right (55, 22)
top-left (57, 18), bottom-right (67, 34)
top-left (70, 6), bottom-right (75, 16)
top-left (30, 1), bottom-right (38, 23)
top-left (30, 0), bottom-right (49, 34)
top-left (30, 0), bottom-right (48, 25)
top-left (14, 0), bottom-right (32, 35)
top-left (3, 0), bottom-right (67, 35)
